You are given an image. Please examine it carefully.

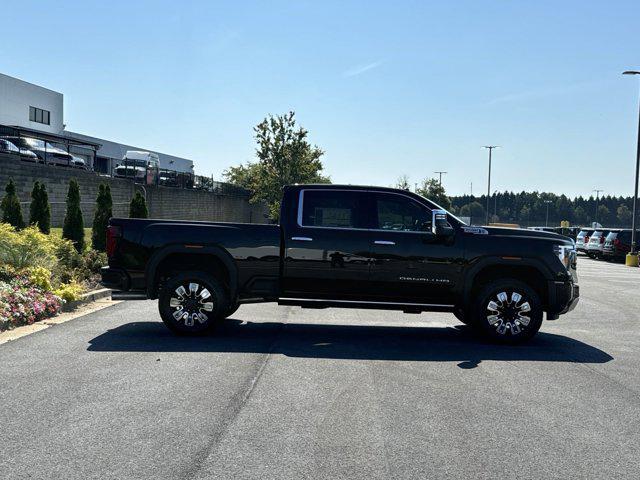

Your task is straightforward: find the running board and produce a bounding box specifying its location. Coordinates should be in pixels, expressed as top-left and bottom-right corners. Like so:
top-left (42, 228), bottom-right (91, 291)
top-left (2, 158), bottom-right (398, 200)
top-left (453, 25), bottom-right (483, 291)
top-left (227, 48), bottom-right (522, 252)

top-left (111, 291), bottom-right (148, 301)
top-left (278, 297), bottom-right (454, 313)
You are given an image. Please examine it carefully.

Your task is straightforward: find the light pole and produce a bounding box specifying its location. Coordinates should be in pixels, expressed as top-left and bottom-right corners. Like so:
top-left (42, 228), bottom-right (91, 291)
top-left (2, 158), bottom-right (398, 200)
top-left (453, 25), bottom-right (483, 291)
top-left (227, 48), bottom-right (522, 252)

top-left (544, 200), bottom-right (552, 227)
top-left (434, 171), bottom-right (447, 186)
top-left (483, 146), bottom-right (499, 224)
top-left (493, 189), bottom-right (498, 219)
top-left (593, 189), bottom-right (603, 225)
top-left (623, 71), bottom-right (640, 260)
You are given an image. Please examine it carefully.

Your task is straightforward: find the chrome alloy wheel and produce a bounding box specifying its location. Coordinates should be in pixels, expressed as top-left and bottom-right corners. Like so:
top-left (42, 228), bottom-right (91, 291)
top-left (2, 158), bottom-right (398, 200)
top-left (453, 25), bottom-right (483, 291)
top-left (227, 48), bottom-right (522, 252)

top-left (486, 291), bottom-right (531, 336)
top-left (169, 282), bottom-right (215, 327)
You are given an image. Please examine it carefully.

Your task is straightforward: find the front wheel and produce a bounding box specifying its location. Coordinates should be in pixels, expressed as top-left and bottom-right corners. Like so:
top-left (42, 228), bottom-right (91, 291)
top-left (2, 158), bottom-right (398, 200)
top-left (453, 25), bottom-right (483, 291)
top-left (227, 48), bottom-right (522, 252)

top-left (158, 271), bottom-right (229, 335)
top-left (472, 279), bottom-right (543, 344)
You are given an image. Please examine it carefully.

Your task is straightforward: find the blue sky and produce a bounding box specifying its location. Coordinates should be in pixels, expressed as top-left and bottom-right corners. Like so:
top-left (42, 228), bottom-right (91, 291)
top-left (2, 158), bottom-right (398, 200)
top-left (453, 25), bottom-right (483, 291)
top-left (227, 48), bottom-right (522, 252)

top-left (3, 0), bottom-right (640, 196)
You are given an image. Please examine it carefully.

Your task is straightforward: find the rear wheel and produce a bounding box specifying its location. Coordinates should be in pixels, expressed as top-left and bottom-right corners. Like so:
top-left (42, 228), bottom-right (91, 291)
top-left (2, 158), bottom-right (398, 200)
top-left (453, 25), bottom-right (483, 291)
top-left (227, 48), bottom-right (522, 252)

top-left (158, 271), bottom-right (228, 335)
top-left (472, 279), bottom-right (543, 344)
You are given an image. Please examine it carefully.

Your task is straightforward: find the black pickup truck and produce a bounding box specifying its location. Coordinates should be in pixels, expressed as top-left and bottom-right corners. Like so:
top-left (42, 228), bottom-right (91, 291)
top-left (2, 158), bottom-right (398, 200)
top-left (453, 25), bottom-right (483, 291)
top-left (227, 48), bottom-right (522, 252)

top-left (102, 184), bottom-right (579, 343)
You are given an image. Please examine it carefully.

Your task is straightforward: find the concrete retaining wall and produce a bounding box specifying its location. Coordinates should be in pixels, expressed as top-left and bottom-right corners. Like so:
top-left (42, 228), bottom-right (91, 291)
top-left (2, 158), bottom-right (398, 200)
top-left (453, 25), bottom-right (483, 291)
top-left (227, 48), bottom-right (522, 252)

top-left (0, 154), bottom-right (268, 226)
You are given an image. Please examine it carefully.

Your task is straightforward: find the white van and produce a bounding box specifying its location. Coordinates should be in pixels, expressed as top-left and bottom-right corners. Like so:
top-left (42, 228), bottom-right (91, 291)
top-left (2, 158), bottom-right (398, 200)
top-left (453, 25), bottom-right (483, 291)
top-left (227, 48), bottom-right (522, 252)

top-left (114, 151), bottom-right (160, 184)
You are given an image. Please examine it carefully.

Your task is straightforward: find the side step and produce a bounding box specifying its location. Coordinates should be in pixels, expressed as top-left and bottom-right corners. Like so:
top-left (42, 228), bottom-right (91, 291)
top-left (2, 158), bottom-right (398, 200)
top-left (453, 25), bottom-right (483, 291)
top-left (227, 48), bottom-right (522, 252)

top-left (111, 291), bottom-right (148, 301)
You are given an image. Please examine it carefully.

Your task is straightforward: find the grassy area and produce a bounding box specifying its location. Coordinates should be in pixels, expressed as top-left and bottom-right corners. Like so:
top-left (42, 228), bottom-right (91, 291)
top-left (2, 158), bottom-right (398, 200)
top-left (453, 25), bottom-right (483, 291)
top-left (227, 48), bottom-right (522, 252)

top-left (50, 228), bottom-right (94, 250)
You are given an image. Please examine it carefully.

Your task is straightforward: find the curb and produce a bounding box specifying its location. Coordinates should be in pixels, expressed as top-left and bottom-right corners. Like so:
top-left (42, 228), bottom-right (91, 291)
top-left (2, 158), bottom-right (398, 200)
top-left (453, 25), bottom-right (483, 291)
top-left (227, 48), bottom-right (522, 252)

top-left (61, 288), bottom-right (113, 312)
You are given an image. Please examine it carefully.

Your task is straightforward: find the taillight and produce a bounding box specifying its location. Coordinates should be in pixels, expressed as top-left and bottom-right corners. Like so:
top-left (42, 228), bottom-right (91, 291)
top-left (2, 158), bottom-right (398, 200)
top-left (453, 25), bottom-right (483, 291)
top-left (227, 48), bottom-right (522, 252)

top-left (600, 236), bottom-right (605, 244)
top-left (614, 238), bottom-right (620, 246)
top-left (106, 225), bottom-right (122, 257)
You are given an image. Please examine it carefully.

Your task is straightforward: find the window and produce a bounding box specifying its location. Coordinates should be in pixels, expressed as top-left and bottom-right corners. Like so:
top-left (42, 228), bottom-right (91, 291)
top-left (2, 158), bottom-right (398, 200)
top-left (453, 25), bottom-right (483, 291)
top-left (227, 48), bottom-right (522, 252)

top-left (374, 193), bottom-right (431, 232)
top-left (29, 106), bottom-right (51, 125)
top-left (300, 190), bottom-right (367, 229)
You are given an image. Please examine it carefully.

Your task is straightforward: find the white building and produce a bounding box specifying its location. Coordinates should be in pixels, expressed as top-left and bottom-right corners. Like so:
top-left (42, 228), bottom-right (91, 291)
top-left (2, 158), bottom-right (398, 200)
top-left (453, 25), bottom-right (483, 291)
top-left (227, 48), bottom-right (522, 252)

top-left (0, 72), bottom-right (195, 174)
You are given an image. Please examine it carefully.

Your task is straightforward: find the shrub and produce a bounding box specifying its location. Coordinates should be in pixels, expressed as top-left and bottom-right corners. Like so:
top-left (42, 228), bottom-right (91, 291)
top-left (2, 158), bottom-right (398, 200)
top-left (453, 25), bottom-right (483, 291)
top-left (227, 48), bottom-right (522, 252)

top-left (28, 266), bottom-right (52, 291)
top-left (54, 281), bottom-right (83, 303)
top-left (1, 178), bottom-right (25, 229)
top-left (0, 224), bottom-right (57, 270)
top-left (29, 182), bottom-right (51, 234)
top-left (129, 191), bottom-right (148, 218)
top-left (92, 184), bottom-right (112, 251)
top-left (62, 179), bottom-right (85, 253)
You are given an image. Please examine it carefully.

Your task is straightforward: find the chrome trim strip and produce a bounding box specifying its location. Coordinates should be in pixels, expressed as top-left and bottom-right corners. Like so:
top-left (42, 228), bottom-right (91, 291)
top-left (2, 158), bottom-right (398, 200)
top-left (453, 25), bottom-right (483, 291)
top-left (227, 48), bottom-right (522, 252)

top-left (291, 236), bottom-right (313, 241)
top-left (279, 297), bottom-right (454, 308)
top-left (374, 240), bottom-right (396, 245)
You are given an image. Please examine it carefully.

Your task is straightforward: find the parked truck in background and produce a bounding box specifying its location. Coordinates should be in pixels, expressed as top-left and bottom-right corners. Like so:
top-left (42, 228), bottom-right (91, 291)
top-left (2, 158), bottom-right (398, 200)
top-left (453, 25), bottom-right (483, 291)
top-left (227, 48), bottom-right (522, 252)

top-left (101, 184), bottom-right (579, 343)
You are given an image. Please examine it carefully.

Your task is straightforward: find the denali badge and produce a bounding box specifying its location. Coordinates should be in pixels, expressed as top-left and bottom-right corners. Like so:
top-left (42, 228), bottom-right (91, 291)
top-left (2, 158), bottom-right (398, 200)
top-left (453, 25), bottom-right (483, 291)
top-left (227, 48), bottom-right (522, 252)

top-left (462, 227), bottom-right (489, 235)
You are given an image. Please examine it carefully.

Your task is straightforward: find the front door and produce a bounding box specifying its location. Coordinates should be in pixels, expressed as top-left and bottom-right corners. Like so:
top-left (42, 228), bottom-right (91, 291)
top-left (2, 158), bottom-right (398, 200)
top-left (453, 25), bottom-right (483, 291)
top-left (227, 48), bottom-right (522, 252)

top-left (368, 192), bottom-right (463, 305)
top-left (282, 189), bottom-right (372, 299)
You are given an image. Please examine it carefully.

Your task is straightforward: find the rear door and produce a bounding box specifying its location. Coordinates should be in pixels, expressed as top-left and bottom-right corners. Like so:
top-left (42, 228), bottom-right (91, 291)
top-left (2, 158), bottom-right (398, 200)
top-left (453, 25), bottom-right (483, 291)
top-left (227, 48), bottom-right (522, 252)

top-left (282, 189), bottom-right (373, 299)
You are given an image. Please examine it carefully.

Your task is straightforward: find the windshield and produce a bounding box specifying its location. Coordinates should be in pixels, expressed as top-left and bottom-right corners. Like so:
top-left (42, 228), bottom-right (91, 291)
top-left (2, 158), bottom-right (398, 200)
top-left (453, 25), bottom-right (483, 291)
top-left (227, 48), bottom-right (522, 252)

top-left (119, 160), bottom-right (148, 168)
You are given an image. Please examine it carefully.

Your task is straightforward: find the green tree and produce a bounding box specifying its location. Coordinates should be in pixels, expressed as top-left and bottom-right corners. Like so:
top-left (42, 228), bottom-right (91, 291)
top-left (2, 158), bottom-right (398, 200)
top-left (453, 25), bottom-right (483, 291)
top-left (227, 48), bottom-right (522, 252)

top-left (224, 111), bottom-right (329, 219)
top-left (92, 184), bottom-right (113, 251)
top-left (129, 191), bottom-right (149, 218)
top-left (617, 204), bottom-right (632, 226)
top-left (416, 178), bottom-right (452, 210)
top-left (459, 201), bottom-right (485, 224)
top-left (1, 178), bottom-right (25, 229)
top-left (573, 206), bottom-right (587, 225)
top-left (29, 181), bottom-right (51, 234)
top-left (596, 204), bottom-right (610, 225)
top-left (395, 175), bottom-right (411, 191)
top-left (62, 179), bottom-right (85, 253)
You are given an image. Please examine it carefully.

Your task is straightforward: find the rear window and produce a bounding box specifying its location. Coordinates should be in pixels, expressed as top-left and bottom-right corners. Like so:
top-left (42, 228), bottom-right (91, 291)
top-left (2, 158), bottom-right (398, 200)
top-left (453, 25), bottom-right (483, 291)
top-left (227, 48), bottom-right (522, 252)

top-left (618, 231), bottom-right (631, 242)
top-left (577, 230), bottom-right (592, 238)
top-left (590, 231), bottom-right (603, 238)
top-left (605, 232), bottom-right (618, 241)
top-left (299, 190), bottom-right (368, 229)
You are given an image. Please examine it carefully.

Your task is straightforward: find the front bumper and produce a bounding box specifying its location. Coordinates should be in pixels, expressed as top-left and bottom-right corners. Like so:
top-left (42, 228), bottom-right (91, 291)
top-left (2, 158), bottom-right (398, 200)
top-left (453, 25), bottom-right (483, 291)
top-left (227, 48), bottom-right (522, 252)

top-left (547, 280), bottom-right (579, 319)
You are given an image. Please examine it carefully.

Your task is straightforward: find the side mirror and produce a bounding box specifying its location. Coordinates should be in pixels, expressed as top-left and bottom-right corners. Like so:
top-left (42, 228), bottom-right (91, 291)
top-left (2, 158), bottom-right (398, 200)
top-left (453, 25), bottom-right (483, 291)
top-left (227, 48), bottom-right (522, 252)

top-left (432, 209), bottom-right (455, 238)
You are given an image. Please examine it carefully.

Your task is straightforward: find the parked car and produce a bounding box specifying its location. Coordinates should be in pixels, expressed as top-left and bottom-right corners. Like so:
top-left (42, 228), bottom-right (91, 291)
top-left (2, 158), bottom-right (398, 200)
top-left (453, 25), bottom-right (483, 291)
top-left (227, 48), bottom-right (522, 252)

top-left (71, 155), bottom-right (88, 169)
top-left (603, 229), bottom-right (634, 261)
top-left (575, 229), bottom-right (594, 254)
top-left (0, 138), bottom-right (39, 162)
top-left (114, 151), bottom-right (160, 184)
top-left (586, 229), bottom-right (618, 258)
top-left (2, 136), bottom-right (73, 166)
top-left (101, 184), bottom-right (579, 344)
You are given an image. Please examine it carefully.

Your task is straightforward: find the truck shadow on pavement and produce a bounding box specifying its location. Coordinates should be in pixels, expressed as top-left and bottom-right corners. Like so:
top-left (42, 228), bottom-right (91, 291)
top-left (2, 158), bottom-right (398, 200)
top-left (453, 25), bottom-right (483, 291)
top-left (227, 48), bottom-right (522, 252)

top-left (87, 319), bottom-right (613, 369)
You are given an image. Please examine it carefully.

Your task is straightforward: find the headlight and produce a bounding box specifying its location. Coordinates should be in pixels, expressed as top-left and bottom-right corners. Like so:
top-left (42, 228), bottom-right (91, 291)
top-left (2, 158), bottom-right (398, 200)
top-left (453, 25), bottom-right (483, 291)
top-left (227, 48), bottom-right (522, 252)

top-left (553, 244), bottom-right (576, 270)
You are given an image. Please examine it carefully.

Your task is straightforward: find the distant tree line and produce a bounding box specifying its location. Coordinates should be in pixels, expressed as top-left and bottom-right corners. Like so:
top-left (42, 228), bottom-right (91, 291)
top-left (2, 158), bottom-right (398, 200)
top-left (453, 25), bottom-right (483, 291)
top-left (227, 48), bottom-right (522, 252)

top-left (395, 176), bottom-right (635, 227)
top-left (450, 192), bottom-right (635, 227)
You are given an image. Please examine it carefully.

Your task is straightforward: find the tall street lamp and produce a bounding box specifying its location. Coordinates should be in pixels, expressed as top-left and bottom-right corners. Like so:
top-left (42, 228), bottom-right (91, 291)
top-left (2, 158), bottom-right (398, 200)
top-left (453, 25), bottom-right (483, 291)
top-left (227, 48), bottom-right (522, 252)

top-left (483, 146), bottom-right (500, 224)
top-left (434, 171), bottom-right (447, 186)
top-left (493, 189), bottom-right (498, 219)
top-left (544, 200), bottom-right (552, 227)
top-left (593, 189), bottom-right (603, 226)
top-left (623, 70), bottom-right (640, 263)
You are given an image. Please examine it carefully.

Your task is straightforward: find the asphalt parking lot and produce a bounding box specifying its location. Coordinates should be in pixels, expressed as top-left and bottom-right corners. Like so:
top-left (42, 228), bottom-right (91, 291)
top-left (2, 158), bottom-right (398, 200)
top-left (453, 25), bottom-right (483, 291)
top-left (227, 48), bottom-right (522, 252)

top-left (1, 257), bottom-right (639, 480)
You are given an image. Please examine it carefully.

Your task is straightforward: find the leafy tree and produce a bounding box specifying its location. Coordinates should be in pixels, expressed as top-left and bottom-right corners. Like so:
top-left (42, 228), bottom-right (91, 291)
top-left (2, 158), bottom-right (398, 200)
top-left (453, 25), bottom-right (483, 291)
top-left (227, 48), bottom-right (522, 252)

top-left (224, 111), bottom-right (329, 219)
top-left (395, 175), bottom-right (411, 191)
top-left (416, 178), bottom-right (451, 210)
top-left (617, 204), bottom-right (632, 225)
top-left (1, 178), bottom-right (25, 229)
top-left (596, 205), bottom-right (610, 225)
top-left (573, 206), bottom-right (587, 225)
top-left (129, 191), bottom-right (149, 218)
top-left (92, 184), bottom-right (113, 251)
top-left (29, 181), bottom-right (51, 234)
top-left (63, 179), bottom-right (85, 252)
top-left (459, 201), bottom-right (485, 224)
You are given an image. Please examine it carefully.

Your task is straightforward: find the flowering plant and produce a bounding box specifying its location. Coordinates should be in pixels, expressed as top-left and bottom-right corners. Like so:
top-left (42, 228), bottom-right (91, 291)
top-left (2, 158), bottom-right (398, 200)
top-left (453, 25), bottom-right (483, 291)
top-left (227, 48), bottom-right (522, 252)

top-left (0, 275), bottom-right (62, 331)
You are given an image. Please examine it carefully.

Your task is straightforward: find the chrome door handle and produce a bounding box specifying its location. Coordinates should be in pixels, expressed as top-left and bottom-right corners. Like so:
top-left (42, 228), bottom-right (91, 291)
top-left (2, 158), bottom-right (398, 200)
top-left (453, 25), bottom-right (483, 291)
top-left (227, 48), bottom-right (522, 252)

top-left (374, 240), bottom-right (395, 245)
top-left (291, 236), bottom-right (313, 241)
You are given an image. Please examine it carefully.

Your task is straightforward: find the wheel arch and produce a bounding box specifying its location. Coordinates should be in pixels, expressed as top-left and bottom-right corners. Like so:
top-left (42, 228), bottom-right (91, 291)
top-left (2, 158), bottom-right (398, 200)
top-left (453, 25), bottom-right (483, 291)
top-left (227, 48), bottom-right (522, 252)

top-left (146, 244), bottom-right (238, 300)
top-left (463, 258), bottom-right (553, 309)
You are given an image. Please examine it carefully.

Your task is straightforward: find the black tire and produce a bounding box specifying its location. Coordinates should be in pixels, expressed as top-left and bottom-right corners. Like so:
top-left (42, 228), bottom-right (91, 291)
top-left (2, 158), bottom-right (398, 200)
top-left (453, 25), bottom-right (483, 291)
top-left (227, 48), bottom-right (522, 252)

top-left (471, 279), bottom-right (543, 344)
top-left (158, 271), bottom-right (229, 335)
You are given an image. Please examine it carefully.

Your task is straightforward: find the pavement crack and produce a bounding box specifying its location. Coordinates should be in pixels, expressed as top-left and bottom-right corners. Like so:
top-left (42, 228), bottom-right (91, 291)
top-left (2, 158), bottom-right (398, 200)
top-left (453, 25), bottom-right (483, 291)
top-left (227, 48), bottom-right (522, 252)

top-left (180, 319), bottom-right (287, 480)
